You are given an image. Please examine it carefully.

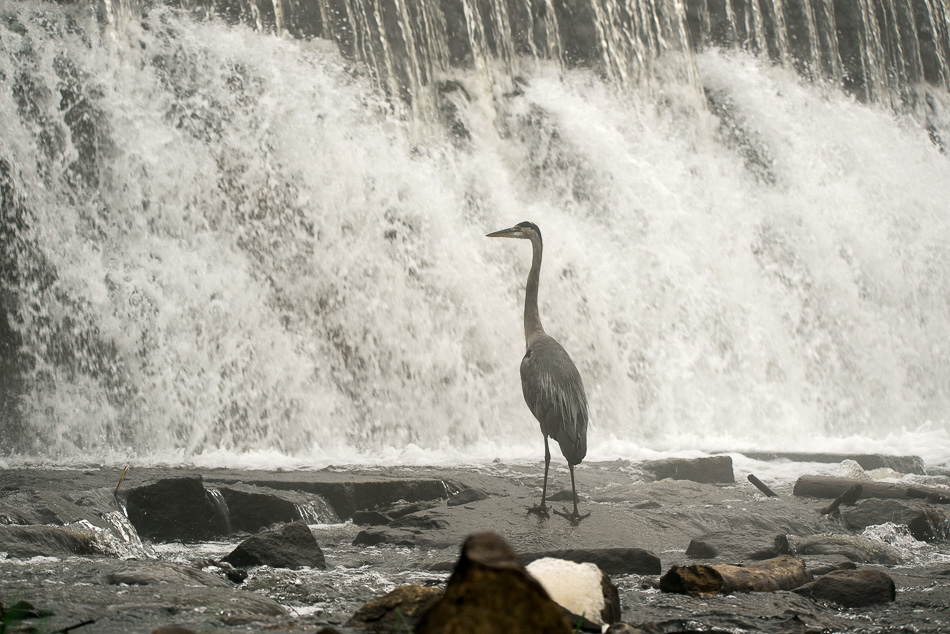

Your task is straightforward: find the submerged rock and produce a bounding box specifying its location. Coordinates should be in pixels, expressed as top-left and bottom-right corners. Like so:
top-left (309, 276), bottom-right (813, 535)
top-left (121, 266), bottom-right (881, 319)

top-left (522, 548), bottom-right (662, 576)
top-left (0, 524), bottom-right (99, 558)
top-left (415, 532), bottom-right (572, 634)
top-left (791, 534), bottom-right (903, 565)
top-left (686, 531), bottom-right (793, 561)
top-left (223, 521), bottom-right (326, 569)
top-left (347, 585), bottom-right (442, 632)
top-left (106, 561), bottom-right (230, 588)
top-left (526, 557), bottom-right (621, 625)
top-left (794, 567), bottom-right (896, 606)
top-left (841, 499), bottom-right (948, 542)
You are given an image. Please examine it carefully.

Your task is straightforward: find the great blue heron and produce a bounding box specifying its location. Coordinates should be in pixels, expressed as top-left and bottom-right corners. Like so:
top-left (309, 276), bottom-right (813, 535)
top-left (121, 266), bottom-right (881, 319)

top-left (487, 221), bottom-right (590, 524)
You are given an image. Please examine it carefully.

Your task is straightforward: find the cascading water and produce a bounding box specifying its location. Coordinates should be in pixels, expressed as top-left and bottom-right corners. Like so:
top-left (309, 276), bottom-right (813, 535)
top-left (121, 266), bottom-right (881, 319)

top-left (1, 0), bottom-right (948, 467)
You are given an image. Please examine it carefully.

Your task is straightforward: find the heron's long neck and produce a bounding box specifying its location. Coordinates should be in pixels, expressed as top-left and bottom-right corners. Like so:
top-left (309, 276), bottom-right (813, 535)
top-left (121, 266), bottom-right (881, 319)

top-left (524, 234), bottom-right (545, 344)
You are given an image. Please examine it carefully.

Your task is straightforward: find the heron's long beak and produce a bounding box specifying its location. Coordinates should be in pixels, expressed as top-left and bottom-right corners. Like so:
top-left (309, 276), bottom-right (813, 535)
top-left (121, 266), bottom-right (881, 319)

top-left (486, 226), bottom-right (522, 238)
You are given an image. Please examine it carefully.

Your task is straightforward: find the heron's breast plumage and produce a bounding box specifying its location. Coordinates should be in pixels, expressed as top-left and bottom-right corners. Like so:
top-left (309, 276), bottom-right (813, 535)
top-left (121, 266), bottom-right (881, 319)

top-left (520, 334), bottom-right (589, 465)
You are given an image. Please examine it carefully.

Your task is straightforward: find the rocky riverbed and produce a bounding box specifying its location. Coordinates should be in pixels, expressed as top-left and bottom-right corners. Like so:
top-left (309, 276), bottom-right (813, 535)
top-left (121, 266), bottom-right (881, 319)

top-left (1, 454), bottom-right (949, 633)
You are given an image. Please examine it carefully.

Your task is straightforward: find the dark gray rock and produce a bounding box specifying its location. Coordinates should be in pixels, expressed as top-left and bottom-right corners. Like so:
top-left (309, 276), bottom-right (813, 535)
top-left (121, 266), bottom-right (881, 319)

top-left (346, 584), bottom-right (442, 632)
top-left (447, 488), bottom-right (490, 506)
top-left (686, 532), bottom-right (792, 561)
top-left (841, 498), bottom-right (948, 542)
top-left (223, 521), bottom-right (326, 569)
top-left (353, 526), bottom-right (421, 547)
top-left (124, 477), bottom-right (227, 542)
top-left (352, 510), bottom-right (393, 525)
top-left (0, 524), bottom-right (98, 558)
top-left (794, 567), bottom-right (896, 606)
top-left (522, 548), bottom-right (662, 576)
top-left (216, 483), bottom-right (334, 532)
top-left (643, 456), bottom-right (735, 484)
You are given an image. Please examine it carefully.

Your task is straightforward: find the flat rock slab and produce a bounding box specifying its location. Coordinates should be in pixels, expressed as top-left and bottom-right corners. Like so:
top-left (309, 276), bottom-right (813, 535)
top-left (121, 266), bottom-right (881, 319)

top-left (105, 562), bottom-right (231, 588)
top-left (0, 524), bottom-right (99, 558)
top-left (741, 453), bottom-right (926, 475)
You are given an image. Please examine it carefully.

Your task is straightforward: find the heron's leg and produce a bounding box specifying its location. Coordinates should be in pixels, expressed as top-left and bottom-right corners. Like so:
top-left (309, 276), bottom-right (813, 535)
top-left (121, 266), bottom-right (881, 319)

top-left (540, 436), bottom-right (551, 508)
top-left (527, 436), bottom-right (551, 518)
top-left (554, 462), bottom-right (591, 525)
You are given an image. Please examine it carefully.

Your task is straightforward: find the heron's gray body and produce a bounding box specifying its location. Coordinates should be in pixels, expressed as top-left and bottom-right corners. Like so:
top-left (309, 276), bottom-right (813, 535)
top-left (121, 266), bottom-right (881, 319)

top-left (487, 220), bottom-right (590, 521)
top-left (521, 333), bottom-right (588, 466)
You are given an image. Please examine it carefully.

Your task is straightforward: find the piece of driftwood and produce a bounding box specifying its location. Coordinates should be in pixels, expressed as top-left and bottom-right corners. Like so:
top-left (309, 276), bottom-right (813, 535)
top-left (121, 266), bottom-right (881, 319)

top-left (793, 476), bottom-right (950, 504)
top-left (819, 484), bottom-right (863, 515)
top-left (659, 555), bottom-right (811, 595)
top-left (747, 474), bottom-right (778, 497)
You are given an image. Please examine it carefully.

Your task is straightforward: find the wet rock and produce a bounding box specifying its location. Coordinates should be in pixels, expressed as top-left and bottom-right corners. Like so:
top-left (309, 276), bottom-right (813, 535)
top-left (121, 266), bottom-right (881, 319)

top-left (216, 483), bottom-right (334, 532)
top-left (389, 513), bottom-right (449, 530)
top-left (526, 557), bottom-right (621, 625)
top-left (125, 477), bottom-right (227, 542)
top-left (352, 526), bottom-right (421, 546)
top-left (0, 524), bottom-right (99, 558)
top-left (793, 567), bottom-right (896, 606)
top-left (385, 500), bottom-right (441, 520)
top-left (223, 521), bottom-right (326, 569)
top-left (447, 487), bottom-right (490, 506)
top-left (415, 531), bottom-right (572, 633)
top-left (841, 499), bottom-right (948, 542)
top-left (352, 510), bottom-right (393, 525)
top-left (522, 548), bottom-right (662, 576)
top-left (347, 584), bottom-right (442, 632)
top-left (106, 561), bottom-right (231, 587)
top-left (686, 532), bottom-right (792, 561)
top-left (792, 534), bottom-right (902, 565)
top-left (643, 456), bottom-right (735, 484)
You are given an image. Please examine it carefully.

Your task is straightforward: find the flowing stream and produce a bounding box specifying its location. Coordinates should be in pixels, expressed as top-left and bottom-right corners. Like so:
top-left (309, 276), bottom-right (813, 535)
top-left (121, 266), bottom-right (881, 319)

top-left (1, 0), bottom-right (949, 467)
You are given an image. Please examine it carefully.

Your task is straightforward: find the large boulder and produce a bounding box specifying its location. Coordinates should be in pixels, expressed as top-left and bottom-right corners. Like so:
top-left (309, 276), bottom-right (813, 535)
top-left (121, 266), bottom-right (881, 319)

top-left (794, 568), bottom-right (896, 606)
top-left (415, 532), bottom-right (572, 634)
top-left (223, 521), bottom-right (326, 569)
top-left (124, 477), bottom-right (227, 542)
top-left (526, 557), bottom-right (621, 625)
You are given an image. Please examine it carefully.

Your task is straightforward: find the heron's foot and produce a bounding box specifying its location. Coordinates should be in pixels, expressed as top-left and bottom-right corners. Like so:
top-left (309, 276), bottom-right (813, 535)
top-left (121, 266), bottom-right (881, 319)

top-left (526, 503), bottom-right (550, 518)
top-left (553, 507), bottom-right (591, 526)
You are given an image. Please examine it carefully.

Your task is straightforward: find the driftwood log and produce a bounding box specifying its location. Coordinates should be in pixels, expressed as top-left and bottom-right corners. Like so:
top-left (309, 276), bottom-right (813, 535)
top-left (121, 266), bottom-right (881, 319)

top-left (747, 474), bottom-right (778, 498)
top-left (819, 484), bottom-right (863, 515)
top-left (794, 476), bottom-right (950, 504)
top-left (659, 555), bottom-right (811, 596)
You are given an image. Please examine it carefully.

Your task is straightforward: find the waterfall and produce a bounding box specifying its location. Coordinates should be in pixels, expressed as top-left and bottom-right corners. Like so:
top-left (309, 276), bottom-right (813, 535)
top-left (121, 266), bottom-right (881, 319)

top-left (1, 0), bottom-right (948, 466)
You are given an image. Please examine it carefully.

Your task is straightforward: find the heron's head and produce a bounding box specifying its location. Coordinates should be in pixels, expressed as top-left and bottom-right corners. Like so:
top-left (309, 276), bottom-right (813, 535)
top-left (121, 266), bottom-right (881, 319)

top-left (486, 221), bottom-right (542, 246)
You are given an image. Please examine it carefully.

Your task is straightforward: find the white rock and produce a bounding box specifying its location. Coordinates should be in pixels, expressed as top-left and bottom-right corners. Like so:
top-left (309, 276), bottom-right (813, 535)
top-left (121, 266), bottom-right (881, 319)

top-left (526, 557), bottom-right (607, 625)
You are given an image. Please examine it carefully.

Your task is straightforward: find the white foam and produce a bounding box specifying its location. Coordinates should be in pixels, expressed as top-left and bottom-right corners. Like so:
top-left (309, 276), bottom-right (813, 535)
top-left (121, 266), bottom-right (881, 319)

top-left (526, 558), bottom-right (606, 625)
